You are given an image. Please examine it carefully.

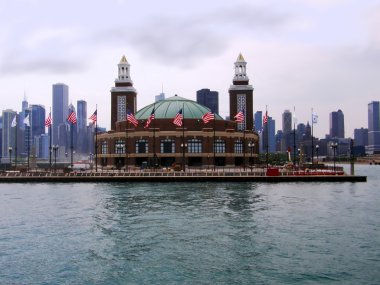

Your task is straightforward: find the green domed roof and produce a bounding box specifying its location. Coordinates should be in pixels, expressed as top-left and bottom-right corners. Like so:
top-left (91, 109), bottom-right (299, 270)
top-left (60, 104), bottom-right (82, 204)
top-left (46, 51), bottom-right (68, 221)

top-left (135, 95), bottom-right (224, 120)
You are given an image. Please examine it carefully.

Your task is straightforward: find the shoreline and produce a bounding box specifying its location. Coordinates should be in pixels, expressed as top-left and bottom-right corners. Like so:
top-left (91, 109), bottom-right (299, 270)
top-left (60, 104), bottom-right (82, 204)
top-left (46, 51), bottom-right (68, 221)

top-left (0, 171), bottom-right (367, 183)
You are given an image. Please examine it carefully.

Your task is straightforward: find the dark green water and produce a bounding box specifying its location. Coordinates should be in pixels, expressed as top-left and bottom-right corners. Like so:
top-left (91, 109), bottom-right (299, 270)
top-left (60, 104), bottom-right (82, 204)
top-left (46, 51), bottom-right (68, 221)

top-left (1, 165), bottom-right (379, 284)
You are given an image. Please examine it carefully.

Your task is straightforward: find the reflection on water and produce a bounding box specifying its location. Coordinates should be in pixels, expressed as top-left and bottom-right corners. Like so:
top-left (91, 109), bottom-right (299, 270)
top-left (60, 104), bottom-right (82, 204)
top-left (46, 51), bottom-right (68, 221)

top-left (0, 166), bottom-right (379, 284)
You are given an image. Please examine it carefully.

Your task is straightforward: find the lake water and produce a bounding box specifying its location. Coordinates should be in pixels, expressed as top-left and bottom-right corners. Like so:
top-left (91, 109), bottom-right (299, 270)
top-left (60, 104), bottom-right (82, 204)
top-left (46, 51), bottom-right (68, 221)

top-left (0, 165), bottom-right (379, 284)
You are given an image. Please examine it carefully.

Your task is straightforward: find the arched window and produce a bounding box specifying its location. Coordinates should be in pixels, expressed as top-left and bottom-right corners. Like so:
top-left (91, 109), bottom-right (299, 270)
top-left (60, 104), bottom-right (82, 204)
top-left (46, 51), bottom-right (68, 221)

top-left (214, 139), bottom-right (225, 153)
top-left (188, 139), bottom-right (202, 153)
top-left (136, 139), bottom-right (148, 153)
top-left (234, 140), bottom-right (243, 153)
top-left (115, 140), bottom-right (125, 154)
top-left (101, 141), bottom-right (108, 154)
top-left (161, 139), bottom-right (175, 153)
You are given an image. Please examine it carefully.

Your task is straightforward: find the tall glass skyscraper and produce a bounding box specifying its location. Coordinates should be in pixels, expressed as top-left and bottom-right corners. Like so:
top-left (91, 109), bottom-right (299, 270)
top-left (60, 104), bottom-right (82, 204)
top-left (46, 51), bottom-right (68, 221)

top-left (368, 101), bottom-right (380, 154)
top-left (52, 83), bottom-right (69, 145)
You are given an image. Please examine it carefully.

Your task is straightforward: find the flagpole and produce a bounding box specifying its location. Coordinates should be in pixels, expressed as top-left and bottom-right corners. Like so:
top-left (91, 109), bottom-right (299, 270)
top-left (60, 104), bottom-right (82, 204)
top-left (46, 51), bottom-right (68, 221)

top-left (213, 115), bottom-right (216, 172)
top-left (14, 115), bottom-right (17, 170)
top-left (293, 106), bottom-right (296, 167)
top-left (265, 106), bottom-right (269, 169)
top-left (95, 105), bottom-right (98, 172)
top-left (153, 103), bottom-right (156, 170)
top-left (27, 120), bottom-right (30, 170)
top-left (182, 104), bottom-right (185, 172)
top-left (125, 118), bottom-right (128, 172)
top-left (311, 108), bottom-right (314, 166)
top-left (49, 108), bottom-right (52, 172)
top-left (71, 121), bottom-right (73, 169)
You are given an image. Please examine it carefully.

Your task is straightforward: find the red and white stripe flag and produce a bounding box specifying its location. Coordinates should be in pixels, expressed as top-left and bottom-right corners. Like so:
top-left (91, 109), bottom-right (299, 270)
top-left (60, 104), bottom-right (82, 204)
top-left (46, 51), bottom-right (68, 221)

top-left (202, 111), bottom-right (214, 124)
top-left (45, 113), bottom-right (52, 127)
top-left (127, 111), bottom-right (138, 127)
top-left (67, 111), bottom-right (77, 124)
top-left (173, 109), bottom-right (183, 127)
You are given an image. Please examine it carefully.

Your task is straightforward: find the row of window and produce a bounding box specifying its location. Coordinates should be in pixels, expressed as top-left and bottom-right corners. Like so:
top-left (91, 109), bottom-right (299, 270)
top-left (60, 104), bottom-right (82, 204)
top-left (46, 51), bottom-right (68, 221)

top-left (101, 139), bottom-right (248, 154)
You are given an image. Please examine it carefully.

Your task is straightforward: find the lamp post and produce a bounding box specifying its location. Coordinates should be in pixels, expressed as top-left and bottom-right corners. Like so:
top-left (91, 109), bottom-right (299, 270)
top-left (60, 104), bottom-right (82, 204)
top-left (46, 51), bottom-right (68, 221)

top-left (8, 147), bottom-right (12, 170)
top-left (248, 141), bottom-right (255, 172)
top-left (331, 142), bottom-right (338, 172)
top-left (180, 143), bottom-right (187, 172)
top-left (53, 145), bottom-right (59, 173)
top-left (315, 144), bottom-right (319, 165)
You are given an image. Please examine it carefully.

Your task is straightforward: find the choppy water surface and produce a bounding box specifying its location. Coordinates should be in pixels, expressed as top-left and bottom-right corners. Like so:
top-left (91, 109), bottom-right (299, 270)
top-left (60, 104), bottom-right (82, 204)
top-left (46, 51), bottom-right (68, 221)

top-left (0, 165), bottom-right (379, 284)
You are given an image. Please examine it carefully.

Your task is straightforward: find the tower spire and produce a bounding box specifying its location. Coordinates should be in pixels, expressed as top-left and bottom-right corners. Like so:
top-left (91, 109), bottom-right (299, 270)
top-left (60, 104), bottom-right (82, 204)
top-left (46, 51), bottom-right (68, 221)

top-left (233, 53), bottom-right (249, 84)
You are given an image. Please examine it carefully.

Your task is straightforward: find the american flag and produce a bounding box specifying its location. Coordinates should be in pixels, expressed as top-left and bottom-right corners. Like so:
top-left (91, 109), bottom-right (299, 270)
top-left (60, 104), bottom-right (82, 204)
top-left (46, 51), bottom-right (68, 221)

top-left (45, 113), bottom-right (52, 127)
top-left (234, 110), bottom-right (244, 122)
top-left (173, 109), bottom-right (183, 127)
top-left (263, 111), bottom-right (268, 125)
top-left (89, 110), bottom-right (97, 123)
top-left (127, 111), bottom-right (138, 127)
top-left (144, 108), bottom-right (155, 128)
top-left (67, 111), bottom-right (77, 124)
top-left (202, 111), bottom-right (214, 124)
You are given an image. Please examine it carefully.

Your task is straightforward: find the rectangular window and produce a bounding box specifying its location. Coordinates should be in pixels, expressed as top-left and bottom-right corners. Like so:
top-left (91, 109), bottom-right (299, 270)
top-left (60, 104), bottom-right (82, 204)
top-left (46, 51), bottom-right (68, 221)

top-left (237, 94), bottom-right (246, 131)
top-left (214, 139), bottom-right (225, 153)
top-left (161, 139), bottom-right (175, 153)
top-left (136, 140), bottom-right (148, 154)
top-left (188, 139), bottom-right (202, 153)
top-left (101, 142), bottom-right (108, 154)
top-left (117, 96), bottom-right (126, 122)
top-left (115, 140), bottom-right (125, 154)
top-left (234, 141), bottom-right (243, 153)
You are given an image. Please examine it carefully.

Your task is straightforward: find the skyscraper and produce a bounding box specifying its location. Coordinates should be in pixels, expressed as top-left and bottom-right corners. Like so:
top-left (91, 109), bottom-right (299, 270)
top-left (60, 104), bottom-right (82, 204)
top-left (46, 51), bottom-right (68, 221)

top-left (329, 109), bottom-right (345, 138)
top-left (30, 105), bottom-right (46, 140)
top-left (155, 92), bottom-right (165, 102)
top-left (354, 128), bottom-right (368, 147)
top-left (196, 89), bottom-right (219, 115)
top-left (77, 100), bottom-right (88, 154)
top-left (368, 101), bottom-right (380, 154)
top-left (52, 83), bottom-right (69, 145)
top-left (1, 110), bottom-right (16, 160)
top-left (254, 111), bottom-right (262, 132)
top-left (282, 110), bottom-right (292, 134)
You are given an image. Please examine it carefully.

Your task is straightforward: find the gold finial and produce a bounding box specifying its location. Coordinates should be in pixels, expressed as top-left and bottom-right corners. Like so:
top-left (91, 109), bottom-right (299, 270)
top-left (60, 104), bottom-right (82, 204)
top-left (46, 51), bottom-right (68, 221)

top-left (237, 53), bottom-right (245, 61)
top-left (120, 55), bottom-right (128, 63)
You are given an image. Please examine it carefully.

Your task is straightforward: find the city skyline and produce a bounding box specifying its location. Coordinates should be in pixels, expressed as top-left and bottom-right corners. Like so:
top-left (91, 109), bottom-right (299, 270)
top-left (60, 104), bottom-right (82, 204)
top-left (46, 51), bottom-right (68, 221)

top-left (1, 0), bottom-right (379, 138)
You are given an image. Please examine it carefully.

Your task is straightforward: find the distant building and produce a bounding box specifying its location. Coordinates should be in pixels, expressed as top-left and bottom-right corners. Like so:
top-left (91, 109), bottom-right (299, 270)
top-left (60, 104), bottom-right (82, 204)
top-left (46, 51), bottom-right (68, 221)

top-left (297, 123), bottom-right (306, 141)
top-left (52, 83), bottom-right (69, 145)
top-left (368, 101), bottom-right (380, 154)
top-left (282, 110), bottom-right (292, 134)
top-left (354, 128), bottom-right (368, 147)
top-left (197, 88), bottom-right (219, 115)
top-left (77, 100), bottom-right (88, 154)
top-left (329, 109), bottom-right (345, 138)
top-left (30, 105), bottom-right (46, 141)
top-left (155, 92), bottom-right (165, 102)
top-left (1, 109), bottom-right (16, 160)
top-left (254, 111), bottom-right (262, 132)
top-left (262, 117), bottom-right (276, 153)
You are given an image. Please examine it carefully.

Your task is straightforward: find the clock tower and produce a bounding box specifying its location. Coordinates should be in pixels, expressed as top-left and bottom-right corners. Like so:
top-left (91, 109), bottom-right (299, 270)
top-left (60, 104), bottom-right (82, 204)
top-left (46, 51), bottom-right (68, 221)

top-left (229, 53), bottom-right (254, 131)
top-left (110, 55), bottom-right (137, 130)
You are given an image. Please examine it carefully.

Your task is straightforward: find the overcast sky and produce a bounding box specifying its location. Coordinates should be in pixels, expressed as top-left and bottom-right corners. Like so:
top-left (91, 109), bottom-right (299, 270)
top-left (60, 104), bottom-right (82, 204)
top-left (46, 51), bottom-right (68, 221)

top-left (0, 0), bottom-right (379, 138)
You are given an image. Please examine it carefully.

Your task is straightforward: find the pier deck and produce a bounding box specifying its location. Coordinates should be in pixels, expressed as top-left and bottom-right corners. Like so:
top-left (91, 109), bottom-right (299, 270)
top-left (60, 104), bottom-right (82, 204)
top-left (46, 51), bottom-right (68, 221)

top-left (0, 170), bottom-right (367, 183)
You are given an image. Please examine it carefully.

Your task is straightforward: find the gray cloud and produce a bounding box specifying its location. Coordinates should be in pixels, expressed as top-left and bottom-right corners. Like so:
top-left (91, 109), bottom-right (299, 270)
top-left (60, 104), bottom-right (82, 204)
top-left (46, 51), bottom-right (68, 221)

top-left (94, 4), bottom-right (293, 68)
top-left (0, 57), bottom-right (87, 75)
